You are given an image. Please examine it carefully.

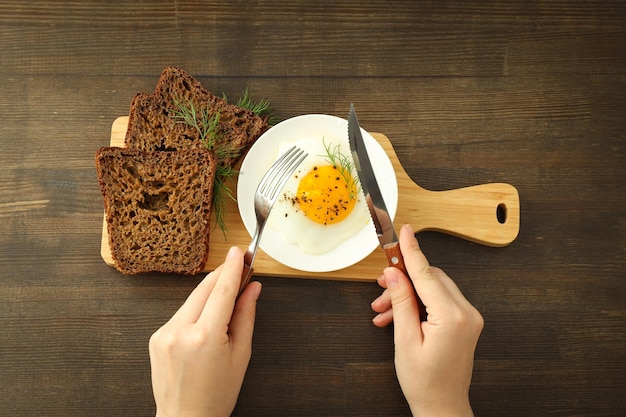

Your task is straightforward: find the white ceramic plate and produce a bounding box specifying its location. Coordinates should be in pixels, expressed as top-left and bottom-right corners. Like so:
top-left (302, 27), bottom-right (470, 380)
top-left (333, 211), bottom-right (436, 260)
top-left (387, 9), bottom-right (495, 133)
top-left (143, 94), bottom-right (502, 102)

top-left (237, 114), bottom-right (398, 272)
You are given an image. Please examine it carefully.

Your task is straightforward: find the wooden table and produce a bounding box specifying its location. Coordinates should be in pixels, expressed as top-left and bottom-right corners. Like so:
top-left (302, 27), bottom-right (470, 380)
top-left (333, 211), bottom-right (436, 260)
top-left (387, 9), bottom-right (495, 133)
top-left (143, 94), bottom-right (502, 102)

top-left (1, 2), bottom-right (624, 416)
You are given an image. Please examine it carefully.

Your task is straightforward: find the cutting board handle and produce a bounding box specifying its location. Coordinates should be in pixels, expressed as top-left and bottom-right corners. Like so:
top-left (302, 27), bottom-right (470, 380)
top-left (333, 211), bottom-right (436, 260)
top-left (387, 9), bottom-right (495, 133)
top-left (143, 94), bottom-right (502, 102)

top-left (398, 182), bottom-right (520, 247)
top-left (377, 134), bottom-right (520, 247)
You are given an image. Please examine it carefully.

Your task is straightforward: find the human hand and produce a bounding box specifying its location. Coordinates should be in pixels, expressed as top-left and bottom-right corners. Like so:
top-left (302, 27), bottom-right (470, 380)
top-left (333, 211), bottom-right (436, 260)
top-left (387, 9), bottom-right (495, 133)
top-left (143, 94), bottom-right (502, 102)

top-left (149, 246), bottom-right (262, 417)
top-left (371, 225), bottom-right (483, 417)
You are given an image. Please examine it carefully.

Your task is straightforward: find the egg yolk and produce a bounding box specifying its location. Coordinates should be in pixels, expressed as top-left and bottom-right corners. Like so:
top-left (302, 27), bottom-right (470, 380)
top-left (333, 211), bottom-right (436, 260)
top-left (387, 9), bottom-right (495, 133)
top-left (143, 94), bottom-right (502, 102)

top-left (295, 165), bottom-right (357, 225)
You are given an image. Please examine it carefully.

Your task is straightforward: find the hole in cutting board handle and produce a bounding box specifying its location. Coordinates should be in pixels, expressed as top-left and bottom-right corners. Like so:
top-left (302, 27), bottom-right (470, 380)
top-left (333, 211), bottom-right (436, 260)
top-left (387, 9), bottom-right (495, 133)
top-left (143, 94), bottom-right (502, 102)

top-left (496, 203), bottom-right (508, 224)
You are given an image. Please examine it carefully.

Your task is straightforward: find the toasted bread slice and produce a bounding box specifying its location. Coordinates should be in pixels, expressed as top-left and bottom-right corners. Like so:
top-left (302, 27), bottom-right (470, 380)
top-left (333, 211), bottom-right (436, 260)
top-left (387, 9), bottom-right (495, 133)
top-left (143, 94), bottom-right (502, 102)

top-left (95, 146), bottom-right (217, 275)
top-left (124, 66), bottom-right (269, 167)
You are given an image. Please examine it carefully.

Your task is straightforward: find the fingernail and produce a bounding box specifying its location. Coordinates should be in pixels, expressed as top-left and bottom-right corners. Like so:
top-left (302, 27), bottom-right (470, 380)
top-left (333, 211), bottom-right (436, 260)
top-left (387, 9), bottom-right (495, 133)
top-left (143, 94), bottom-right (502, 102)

top-left (384, 268), bottom-right (400, 288)
top-left (226, 246), bottom-right (239, 260)
top-left (402, 224), bottom-right (420, 249)
top-left (370, 294), bottom-right (381, 308)
top-left (252, 282), bottom-right (262, 300)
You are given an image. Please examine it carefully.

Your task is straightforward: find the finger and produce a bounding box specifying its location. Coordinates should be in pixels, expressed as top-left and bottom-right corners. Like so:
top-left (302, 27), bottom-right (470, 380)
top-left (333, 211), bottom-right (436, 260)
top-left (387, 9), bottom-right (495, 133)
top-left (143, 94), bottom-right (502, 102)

top-left (376, 274), bottom-right (387, 289)
top-left (229, 281), bottom-right (262, 355)
top-left (168, 266), bottom-right (222, 324)
top-left (199, 246), bottom-right (244, 331)
top-left (372, 307), bottom-right (394, 328)
top-left (384, 266), bottom-right (423, 345)
top-left (371, 289), bottom-right (392, 313)
top-left (399, 224), bottom-right (457, 312)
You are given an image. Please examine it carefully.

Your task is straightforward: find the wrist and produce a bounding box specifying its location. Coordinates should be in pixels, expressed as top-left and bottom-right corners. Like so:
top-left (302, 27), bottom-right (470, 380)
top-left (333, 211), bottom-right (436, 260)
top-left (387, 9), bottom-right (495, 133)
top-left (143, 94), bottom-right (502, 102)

top-left (409, 398), bottom-right (474, 417)
top-left (156, 407), bottom-right (232, 417)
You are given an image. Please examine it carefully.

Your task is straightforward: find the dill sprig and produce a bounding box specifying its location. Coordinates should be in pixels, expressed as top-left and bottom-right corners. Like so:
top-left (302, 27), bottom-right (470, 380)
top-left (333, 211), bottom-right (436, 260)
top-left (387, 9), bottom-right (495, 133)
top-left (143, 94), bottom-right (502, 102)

top-left (171, 97), bottom-right (221, 145)
top-left (211, 168), bottom-right (237, 237)
top-left (321, 138), bottom-right (361, 200)
top-left (171, 96), bottom-right (239, 237)
top-left (171, 89), bottom-right (276, 237)
top-left (223, 87), bottom-right (278, 125)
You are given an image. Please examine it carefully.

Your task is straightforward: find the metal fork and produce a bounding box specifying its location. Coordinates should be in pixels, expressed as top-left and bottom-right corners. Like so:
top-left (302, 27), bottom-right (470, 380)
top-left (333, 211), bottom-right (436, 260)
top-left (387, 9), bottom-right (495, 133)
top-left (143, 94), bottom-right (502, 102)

top-left (239, 146), bottom-right (308, 294)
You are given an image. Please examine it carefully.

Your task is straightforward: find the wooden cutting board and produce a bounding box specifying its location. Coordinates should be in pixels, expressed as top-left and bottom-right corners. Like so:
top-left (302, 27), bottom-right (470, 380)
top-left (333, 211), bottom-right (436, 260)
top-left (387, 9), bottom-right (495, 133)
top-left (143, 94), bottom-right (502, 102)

top-left (101, 117), bottom-right (519, 282)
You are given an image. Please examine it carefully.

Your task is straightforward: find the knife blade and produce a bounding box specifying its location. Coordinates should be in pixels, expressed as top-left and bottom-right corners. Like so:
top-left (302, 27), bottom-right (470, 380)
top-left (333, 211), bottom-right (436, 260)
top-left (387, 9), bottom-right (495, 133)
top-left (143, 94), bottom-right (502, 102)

top-left (348, 103), bottom-right (427, 321)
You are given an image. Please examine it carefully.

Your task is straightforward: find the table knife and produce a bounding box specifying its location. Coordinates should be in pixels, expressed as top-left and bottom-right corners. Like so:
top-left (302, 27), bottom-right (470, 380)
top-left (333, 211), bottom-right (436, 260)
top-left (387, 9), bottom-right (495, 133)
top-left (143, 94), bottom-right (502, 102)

top-left (348, 104), bottom-right (427, 321)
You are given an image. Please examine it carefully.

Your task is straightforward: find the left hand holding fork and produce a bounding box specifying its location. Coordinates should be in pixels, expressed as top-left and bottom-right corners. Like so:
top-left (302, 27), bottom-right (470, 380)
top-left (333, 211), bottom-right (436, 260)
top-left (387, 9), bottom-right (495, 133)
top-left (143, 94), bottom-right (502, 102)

top-left (149, 246), bottom-right (262, 417)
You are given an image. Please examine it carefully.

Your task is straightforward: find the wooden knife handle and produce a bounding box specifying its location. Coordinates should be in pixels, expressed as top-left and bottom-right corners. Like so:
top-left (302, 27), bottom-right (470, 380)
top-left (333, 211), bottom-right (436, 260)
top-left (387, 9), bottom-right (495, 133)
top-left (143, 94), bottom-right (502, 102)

top-left (383, 242), bottom-right (428, 321)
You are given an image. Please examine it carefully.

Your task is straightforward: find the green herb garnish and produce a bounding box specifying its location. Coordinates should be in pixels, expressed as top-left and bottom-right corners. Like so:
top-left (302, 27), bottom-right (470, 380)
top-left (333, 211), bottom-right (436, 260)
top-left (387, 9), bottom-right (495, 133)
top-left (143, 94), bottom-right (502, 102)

top-left (171, 89), bottom-right (275, 237)
top-left (171, 97), bottom-right (221, 145)
top-left (171, 97), bottom-right (239, 237)
top-left (321, 138), bottom-right (361, 200)
top-left (223, 87), bottom-right (278, 125)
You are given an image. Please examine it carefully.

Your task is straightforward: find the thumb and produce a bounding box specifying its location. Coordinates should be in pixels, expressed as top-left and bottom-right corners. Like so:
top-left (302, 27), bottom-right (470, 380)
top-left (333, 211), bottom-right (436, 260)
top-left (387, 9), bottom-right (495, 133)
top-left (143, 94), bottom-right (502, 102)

top-left (384, 266), bottom-right (423, 346)
top-left (229, 281), bottom-right (262, 356)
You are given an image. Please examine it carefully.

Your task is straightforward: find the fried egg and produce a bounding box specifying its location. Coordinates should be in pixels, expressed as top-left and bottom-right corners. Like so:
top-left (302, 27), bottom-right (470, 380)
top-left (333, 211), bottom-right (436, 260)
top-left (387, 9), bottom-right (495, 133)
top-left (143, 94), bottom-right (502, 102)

top-left (266, 136), bottom-right (371, 255)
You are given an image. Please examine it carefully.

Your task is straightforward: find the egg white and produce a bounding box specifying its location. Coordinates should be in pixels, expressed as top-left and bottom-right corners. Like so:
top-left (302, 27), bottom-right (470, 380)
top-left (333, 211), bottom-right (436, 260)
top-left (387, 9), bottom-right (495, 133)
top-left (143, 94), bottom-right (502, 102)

top-left (266, 136), bottom-right (371, 255)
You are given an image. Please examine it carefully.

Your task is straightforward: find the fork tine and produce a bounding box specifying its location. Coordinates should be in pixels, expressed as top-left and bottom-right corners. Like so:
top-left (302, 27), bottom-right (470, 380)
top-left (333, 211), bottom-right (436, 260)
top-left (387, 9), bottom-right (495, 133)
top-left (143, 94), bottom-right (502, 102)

top-left (264, 149), bottom-right (307, 200)
top-left (257, 146), bottom-right (299, 194)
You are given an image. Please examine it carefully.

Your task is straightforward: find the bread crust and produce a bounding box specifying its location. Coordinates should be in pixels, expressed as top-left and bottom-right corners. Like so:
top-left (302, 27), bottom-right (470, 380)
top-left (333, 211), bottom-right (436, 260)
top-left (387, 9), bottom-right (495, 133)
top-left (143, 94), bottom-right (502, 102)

top-left (95, 147), bottom-right (217, 275)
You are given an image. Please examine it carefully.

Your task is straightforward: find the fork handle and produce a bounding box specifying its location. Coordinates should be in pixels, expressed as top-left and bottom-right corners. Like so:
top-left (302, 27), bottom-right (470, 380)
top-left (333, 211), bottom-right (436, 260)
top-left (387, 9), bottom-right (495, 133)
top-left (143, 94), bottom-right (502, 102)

top-left (239, 263), bottom-right (254, 295)
top-left (239, 239), bottom-right (257, 296)
top-left (239, 221), bottom-right (263, 296)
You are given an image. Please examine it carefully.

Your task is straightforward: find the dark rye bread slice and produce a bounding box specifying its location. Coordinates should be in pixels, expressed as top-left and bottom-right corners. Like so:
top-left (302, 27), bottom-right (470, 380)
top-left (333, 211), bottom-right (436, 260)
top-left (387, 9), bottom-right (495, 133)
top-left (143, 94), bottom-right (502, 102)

top-left (95, 146), bottom-right (217, 275)
top-left (124, 66), bottom-right (269, 168)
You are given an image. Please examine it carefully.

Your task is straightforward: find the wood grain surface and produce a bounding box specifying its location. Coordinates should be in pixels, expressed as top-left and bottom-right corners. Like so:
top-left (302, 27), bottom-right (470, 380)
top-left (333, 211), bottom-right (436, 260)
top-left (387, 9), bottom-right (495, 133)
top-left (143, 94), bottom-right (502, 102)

top-left (1, 1), bottom-right (624, 417)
